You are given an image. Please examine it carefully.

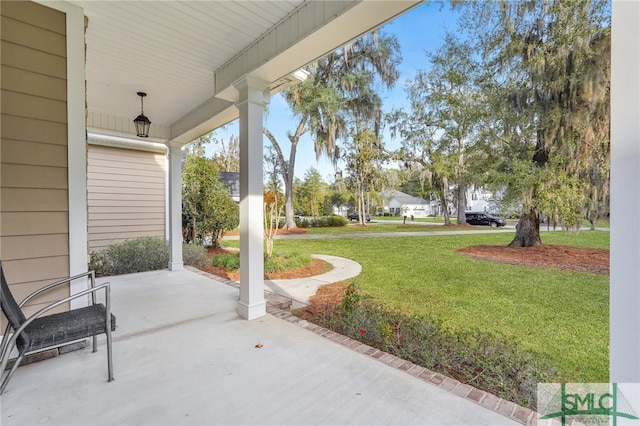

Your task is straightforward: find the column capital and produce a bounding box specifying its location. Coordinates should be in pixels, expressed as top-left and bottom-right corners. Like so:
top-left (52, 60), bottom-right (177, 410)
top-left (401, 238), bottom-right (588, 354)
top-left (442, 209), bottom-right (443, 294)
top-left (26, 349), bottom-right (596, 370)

top-left (233, 75), bottom-right (270, 106)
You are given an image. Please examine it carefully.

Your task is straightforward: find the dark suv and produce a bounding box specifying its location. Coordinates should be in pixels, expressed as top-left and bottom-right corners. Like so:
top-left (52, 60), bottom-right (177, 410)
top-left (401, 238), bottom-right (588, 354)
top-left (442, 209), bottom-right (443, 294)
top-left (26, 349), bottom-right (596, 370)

top-left (465, 212), bottom-right (506, 227)
top-left (348, 212), bottom-right (371, 222)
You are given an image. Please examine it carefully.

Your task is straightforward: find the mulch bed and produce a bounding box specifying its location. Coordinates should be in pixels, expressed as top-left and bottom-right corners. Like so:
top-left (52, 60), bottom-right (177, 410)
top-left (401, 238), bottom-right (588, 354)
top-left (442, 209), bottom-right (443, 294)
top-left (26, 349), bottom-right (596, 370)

top-left (457, 244), bottom-right (609, 275)
top-left (202, 246), bottom-right (332, 281)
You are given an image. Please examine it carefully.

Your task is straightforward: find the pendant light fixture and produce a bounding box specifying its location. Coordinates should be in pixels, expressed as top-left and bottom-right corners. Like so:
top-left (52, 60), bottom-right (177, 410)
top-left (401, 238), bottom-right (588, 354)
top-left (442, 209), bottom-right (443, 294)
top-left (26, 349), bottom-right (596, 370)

top-left (133, 92), bottom-right (151, 138)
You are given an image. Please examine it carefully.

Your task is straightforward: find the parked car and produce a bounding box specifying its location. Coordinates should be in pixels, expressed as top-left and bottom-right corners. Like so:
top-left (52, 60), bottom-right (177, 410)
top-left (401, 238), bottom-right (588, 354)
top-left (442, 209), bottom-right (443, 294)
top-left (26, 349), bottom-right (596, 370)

top-left (465, 212), bottom-right (507, 227)
top-left (348, 212), bottom-right (371, 222)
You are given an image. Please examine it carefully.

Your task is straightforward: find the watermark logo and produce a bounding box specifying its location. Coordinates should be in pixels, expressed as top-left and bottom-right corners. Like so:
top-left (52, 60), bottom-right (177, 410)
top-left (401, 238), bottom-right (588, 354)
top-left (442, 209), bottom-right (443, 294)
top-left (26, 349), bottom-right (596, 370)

top-left (538, 383), bottom-right (640, 426)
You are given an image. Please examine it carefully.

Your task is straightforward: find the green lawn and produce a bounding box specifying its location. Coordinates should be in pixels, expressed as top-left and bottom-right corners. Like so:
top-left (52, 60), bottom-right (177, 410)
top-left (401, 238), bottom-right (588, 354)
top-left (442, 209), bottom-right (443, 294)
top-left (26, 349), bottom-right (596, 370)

top-left (303, 223), bottom-right (509, 235)
top-left (372, 215), bottom-right (611, 229)
top-left (263, 230), bottom-right (610, 382)
top-left (371, 216), bottom-right (450, 223)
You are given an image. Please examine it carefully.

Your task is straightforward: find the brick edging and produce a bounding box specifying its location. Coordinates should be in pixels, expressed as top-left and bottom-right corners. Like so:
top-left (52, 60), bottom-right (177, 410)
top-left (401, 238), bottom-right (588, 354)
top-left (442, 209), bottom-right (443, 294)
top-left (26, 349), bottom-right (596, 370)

top-left (267, 305), bottom-right (537, 426)
top-left (188, 266), bottom-right (538, 426)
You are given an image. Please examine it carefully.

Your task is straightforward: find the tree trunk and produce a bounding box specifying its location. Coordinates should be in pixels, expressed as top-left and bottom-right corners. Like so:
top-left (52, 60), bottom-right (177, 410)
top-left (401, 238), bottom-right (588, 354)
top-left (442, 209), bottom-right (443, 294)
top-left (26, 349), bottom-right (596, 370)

top-left (265, 238), bottom-right (274, 258)
top-left (439, 176), bottom-right (451, 225)
top-left (510, 135), bottom-right (546, 247)
top-left (456, 139), bottom-right (467, 225)
top-left (264, 127), bottom-right (303, 230)
top-left (283, 172), bottom-right (296, 229)
top-left (508, 207), bottom-right (542, 247)
top-left (282, 139), bottom-right (298, 229)
top-left (588, 186), bottom-right (599, 231)
top-left (358, 181), bottom-right (366, 225)
top-left (456, 183), bottom-right (467, 224)
top-left (439, 190), bottom-right (451, 225)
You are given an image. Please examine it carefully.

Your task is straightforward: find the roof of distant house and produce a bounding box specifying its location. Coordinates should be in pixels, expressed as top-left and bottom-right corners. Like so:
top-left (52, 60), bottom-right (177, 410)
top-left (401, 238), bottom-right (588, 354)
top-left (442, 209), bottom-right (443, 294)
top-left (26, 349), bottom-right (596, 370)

top-left (380, 190), bottom-right (429, 205)
top-left (219, 172), bottom-right (240, 199)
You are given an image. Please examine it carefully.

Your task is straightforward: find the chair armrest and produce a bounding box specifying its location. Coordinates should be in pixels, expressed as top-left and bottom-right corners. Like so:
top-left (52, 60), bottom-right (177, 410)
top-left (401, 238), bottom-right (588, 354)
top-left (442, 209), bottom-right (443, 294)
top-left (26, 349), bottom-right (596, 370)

top-left (1, 271), bottom-right (98, 362)
top-left (19, 270), bottom-right (97, 308)
top-left (0, 282), bottom-right (111, 375)
top-left (18, 282), bottom-right (111, 332)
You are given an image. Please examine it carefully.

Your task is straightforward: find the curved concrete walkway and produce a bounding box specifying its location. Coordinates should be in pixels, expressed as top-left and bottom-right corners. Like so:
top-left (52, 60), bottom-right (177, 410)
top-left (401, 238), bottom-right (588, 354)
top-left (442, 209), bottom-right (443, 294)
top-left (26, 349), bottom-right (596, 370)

top-left (264, 254), bottom-right (362, 308)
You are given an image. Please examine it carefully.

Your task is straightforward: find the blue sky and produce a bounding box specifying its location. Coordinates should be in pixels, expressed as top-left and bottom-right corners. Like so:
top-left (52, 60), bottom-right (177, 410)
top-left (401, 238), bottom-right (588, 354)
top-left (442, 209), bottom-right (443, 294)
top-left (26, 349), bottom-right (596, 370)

top-left (208, 2), bottom-right (461, 182)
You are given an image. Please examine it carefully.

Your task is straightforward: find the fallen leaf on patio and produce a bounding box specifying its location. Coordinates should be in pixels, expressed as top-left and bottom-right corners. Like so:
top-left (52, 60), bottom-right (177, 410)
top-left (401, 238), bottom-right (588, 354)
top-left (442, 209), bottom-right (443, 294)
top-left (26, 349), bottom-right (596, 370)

top-left (255, 343), bottom-right (264, 348)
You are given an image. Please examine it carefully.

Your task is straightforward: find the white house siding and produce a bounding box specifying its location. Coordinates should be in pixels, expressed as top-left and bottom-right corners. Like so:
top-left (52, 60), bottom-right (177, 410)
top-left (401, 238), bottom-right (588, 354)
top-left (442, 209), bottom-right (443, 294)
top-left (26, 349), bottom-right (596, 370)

top-left (411, 205), bottom-right (430, 218)
top-left (0, 1), bottom-right (70, 321)
top-left (87, 144), bottom-right (166, 254)
top-left (466, 186), bottom-right (496, 213)
top-left (383, 191), bottom-right (432, 218)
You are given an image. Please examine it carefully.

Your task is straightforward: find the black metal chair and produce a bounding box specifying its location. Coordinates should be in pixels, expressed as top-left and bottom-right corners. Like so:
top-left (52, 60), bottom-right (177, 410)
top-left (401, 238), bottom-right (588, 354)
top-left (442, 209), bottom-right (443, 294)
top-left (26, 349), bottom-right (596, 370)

top-left (0, 260), bottom-right (115, 394)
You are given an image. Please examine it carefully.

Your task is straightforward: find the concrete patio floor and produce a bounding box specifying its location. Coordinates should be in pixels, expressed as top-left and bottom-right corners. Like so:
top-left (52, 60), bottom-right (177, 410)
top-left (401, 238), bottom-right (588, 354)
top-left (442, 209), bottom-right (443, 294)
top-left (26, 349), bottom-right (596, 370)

top-left (0, 269), bottom-right (525, 425)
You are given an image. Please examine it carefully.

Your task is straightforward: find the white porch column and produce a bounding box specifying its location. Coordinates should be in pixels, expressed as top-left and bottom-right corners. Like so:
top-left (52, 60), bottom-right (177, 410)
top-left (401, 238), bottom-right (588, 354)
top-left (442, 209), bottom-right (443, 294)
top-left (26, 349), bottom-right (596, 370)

top-left (610, 1), bottom-right (640, 383)
top-left (63, 2), bottom-right (88, 308)
top-left (235, 76), bottom-right (269, 320)
top-left (168, 144), bottom-right (184, 271)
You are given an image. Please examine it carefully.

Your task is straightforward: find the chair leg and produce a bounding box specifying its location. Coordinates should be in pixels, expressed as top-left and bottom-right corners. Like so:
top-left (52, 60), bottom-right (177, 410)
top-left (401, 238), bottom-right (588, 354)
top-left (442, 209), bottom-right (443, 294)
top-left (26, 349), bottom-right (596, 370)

top-left (105, 327), bottom-right (113, 382)
top-left (0, 350), bottom-right (26, 395)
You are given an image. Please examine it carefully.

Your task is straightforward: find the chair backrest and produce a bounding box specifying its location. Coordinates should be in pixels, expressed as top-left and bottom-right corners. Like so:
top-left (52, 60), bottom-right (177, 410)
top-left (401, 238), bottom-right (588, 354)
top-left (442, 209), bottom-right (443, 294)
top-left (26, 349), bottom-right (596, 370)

top-left (0, 261), bottom-right (27, 332)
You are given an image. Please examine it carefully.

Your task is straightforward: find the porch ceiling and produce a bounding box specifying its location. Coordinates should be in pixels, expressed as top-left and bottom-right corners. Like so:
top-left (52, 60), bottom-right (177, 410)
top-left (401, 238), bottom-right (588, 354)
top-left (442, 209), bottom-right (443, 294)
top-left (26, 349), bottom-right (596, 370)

top-left (69, 0), bottom-right (303, 140)
top-left (66, 1), bottom-right (421, 145)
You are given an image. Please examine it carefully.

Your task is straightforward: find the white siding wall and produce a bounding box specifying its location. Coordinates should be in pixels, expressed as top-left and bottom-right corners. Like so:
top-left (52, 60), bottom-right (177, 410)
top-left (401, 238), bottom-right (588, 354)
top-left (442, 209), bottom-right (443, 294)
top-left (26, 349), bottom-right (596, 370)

top-left (405, 204), bottom-right (429, 218)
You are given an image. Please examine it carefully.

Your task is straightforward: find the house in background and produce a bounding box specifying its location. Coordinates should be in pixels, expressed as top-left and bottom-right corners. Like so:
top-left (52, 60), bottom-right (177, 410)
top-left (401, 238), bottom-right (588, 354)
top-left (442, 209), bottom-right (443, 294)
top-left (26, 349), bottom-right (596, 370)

top-left (219, 172), bottom-right (240, 203)
top-left (466, 185), bottom-right (499, 214)
top-left (379, 186), bottom-right (500, 218)
top-left (379, 190), bottom-right (434, 218)
top-left (333, 204), bottom-right (350, 217)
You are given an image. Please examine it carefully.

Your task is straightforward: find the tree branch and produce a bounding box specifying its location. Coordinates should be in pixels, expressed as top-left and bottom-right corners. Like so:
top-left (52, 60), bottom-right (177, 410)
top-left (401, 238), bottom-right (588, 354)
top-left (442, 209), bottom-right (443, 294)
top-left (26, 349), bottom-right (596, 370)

top-left (263, 128), bottom-right (289, 184)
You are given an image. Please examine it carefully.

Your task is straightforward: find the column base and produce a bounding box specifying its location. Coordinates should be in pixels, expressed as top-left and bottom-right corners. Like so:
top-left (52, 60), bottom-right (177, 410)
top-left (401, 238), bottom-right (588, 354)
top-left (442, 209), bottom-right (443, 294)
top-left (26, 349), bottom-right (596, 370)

top-left (238, 301), bottom-right (266, 320)
top-left (168, 261), bottom-right (184, 271)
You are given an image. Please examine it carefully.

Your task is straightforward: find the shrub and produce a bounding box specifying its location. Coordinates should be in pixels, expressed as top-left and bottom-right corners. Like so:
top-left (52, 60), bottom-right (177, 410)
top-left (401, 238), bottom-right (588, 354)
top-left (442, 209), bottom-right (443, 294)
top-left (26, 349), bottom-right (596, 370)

top-left (264, 252), bottom-right (311, 273)
top-left (210, 251), bottom-right (312, 273)
top-left (90, 237), bottom-right (169, 276)
top-left (182, 153), bottom-right (239, 247)
top-left (90, 238), bottom-right (212, 276)
top-left (295, 215), bottom-right (347, 228)
top-left (207, 196), bottom-right (239, 248)
top-left (182, 243), bottom-right (208, 269)
top-left (295, 218), bottom-right (309, 228)
top-left (303, 284), bottom-right (556, 409)
top-left (211, 253), bottom-right (240, 271)
top-left (325, 215), bottom-right (348, 227)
